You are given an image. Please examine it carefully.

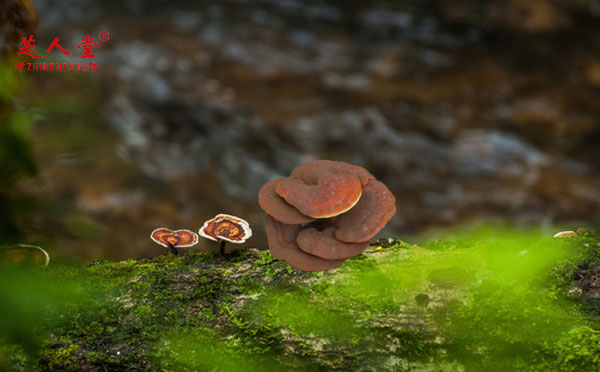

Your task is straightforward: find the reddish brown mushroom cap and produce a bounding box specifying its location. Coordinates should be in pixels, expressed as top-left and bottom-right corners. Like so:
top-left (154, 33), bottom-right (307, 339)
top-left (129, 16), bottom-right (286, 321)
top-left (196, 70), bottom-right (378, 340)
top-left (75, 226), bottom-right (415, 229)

top-left (199, 214), bottom-right (252, 244)
top-left (296, 226), bottom-right (368, 260)
top-left (266, 215), bottom-right (344, 272)
top-left (258, 178), bottom-right (316, 224)
top-left (275, 173), bottom-right (362, 218)
top-left (333, 180), bottom-right (396, 243)
top-left (290, 160), bottom-right (374, 186)
top-left (151, 228), bottom-right (199, 248)
top-left (259, 160), bottom-right (396, 272)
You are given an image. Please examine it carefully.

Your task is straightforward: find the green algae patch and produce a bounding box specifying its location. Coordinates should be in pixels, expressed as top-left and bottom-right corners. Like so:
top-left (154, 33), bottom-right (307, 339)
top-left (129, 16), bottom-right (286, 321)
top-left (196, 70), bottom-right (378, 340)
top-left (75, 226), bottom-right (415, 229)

top-left (0, 229), bottom-right (599, 371)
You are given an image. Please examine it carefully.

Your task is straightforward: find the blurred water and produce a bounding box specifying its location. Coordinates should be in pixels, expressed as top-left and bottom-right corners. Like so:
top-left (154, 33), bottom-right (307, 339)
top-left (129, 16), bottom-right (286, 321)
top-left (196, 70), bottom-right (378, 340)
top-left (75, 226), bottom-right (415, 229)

top-left (19, 0), bottom-right (600, 259)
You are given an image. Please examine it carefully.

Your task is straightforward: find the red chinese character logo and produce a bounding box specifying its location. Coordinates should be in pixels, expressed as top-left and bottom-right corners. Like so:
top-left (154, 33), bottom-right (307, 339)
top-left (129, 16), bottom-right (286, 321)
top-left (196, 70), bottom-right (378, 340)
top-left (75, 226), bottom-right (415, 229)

top-left (18, 35), bottom-right (41, 58)
top-left (77, 35), bottom-right (98, 58)
top-left (46, 37), bottom-right (72, 55)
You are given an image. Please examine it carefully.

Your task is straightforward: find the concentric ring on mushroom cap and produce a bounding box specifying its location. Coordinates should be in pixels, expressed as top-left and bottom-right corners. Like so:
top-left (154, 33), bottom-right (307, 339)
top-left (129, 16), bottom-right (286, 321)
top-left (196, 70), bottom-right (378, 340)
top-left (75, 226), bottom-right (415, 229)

top-left (151, 228), bottom-right (199, 248)
top-left (266, 215), bottom-right (344, 272)
top-left (258, 178), bottom-right (316, 225)
top-left (296, 226), bottom-right (368, 261)
top-left (290, 160), bottom-right (374, 186)
top-left (199, 214), bottom-right (252, 244)
top-left (333, 180), bottom-right (397, 243)
top-left (275, 173), bottom-right (362, 218)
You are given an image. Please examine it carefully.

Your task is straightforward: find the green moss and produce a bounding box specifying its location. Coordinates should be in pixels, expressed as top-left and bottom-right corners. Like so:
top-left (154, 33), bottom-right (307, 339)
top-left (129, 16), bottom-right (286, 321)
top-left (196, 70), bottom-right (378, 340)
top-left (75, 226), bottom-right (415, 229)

top-left (311, 280), bottom-right (334, 296)
top-left (40, 343), bottom-right (80, 371)
top-left (253, 251), bottom-right (293, 277)
top-left (0, 343), bottom-right (33, 372)
top-left (154, 328), bottom-right (320, 372)
top-left (1, 230), bottom-right (599, 371)
top-left (237, 277), bottom-right (265, 295)
top-left (547, 326), bottom-right (600, 371)
top-left (220, 305), bottom-right (284, 354)
top-left (338, 253), bottom-right (379, 271)
top-left (194, 269), bottom-right (230, 302)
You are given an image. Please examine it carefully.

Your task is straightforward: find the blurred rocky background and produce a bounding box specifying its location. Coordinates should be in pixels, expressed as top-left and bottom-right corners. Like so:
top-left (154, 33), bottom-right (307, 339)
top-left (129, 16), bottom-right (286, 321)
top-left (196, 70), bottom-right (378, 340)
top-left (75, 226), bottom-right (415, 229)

top-left (2, 0), bottom-right (600, 260)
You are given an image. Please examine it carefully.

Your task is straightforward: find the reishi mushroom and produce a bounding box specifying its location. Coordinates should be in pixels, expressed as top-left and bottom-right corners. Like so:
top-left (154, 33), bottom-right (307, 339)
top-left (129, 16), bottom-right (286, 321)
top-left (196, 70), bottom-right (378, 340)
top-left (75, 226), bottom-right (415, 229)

top-left (151, 228), bottom-right (199, 256)
top-left (266, 216), bottom-right (345, 271)
top-left (259, 160), bottom-right (396, 271)
top-left (331, 180), bottom-right (397, 243)
top-left (199, 214), bottom-right (252, 255)
top-left (275, 173), bottom-right (362, 218)
top-left (553, 231), bottom-right (578, 238)
top-left (258, 178), bottom-right (316, 225)
top-left (0, 244), bottom-right (50, 266)
top-left (296, 226), bottom-right (368, 260)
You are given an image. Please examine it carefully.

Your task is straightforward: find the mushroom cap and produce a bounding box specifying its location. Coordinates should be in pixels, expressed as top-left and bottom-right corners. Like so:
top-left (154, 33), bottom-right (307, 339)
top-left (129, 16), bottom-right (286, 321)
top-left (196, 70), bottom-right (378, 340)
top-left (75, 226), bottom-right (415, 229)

top-left (290, 160), bottom-right (374, 187)
top-left (151, 228), bottom-right (199, 248)
top-left (0, 244), bottom-right (50, 266)
top-left (275, 173), bottom-right (362, 218)
top-left (266, 215), bottom-right (344, 272)
top-left (199, 214), bottom-right (252, 244)
top-left (553, 230), bottom-right (578, 238)
top-left (333, 180), bottom-right (396, 243)
top-left (258, 178), bottom-right (316, 224)
top-left (296, 226), bottom-right (368, 260)
top-left (259, 160), bottom-right (396, 272)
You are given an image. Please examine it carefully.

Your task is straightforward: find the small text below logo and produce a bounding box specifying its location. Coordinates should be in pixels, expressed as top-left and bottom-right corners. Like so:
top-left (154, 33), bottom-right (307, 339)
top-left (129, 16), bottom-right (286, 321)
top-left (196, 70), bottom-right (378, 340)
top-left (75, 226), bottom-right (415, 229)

top-left (15, 62), bottom-right (99, 73)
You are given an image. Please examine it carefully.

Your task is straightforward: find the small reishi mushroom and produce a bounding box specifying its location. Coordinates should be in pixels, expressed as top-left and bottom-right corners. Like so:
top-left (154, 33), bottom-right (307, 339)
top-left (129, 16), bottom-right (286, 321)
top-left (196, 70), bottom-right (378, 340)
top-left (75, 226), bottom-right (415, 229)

top-left (0, 244), bottom-right (50, 266)
top-left (258, 160), bottom-right (396, 271)
top-left (150, 228), bottom-right (199, 256)
top-left (553, 231), bottom-right (578, 238)
top-left (199, 214), bottom-right (252, 255)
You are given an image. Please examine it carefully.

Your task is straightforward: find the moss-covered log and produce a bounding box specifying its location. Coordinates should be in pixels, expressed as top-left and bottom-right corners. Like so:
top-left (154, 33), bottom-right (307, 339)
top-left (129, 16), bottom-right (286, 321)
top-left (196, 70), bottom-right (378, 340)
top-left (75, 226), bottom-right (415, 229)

top-left (1, 230), bottom-right (600, 371)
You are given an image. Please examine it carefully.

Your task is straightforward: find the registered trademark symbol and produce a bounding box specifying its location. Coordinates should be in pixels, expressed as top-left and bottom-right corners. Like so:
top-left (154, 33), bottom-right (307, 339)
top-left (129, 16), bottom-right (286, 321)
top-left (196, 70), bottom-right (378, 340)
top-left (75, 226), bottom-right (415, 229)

top-left (98, 31), bottom-right (110, 43)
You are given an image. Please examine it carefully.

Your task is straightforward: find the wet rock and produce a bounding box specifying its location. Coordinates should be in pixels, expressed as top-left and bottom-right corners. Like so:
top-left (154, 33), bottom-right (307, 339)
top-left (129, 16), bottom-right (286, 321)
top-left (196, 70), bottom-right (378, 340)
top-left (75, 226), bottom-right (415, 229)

top-left (22, 0), bottom-right (600, 259)
top-left (440, 0), bottom-right (570, 32)
top-left (585, 61), bottom-right (600, 86)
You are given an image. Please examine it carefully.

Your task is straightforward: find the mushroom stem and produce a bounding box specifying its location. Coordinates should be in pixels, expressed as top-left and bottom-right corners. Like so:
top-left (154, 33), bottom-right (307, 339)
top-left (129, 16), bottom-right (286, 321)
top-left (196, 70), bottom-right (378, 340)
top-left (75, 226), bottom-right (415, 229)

top-left (219, 239), bottom-right (226, 256)
top-left (168, 244), bottom-right (179, 256)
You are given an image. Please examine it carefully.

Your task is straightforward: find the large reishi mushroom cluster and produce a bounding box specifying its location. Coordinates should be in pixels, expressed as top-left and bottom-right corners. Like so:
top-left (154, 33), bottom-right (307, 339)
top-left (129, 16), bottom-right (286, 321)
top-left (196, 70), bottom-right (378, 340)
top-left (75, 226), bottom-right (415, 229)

top-left (259, 160), bottom-right (396, 271)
